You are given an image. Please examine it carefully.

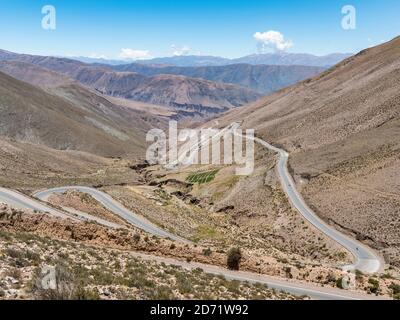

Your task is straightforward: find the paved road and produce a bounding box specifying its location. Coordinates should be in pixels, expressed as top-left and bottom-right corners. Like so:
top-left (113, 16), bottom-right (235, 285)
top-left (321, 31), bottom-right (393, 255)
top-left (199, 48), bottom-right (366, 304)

top-left (33, 186), bottom-right (189, 243)
top-left (0, 122), bottom-right (383, 298)
top-left (0, 187), bottom-right (76, 220)
top-left (0, 187), bottom-right (125, 229)
top-left (0, 185), bottom-right (384, 299)
top-left (130, 252), bottom-right (385, 300)
top-left (167, 122), bottom-right (382, 273)
top-left (232, 124), bottom-right (382, 274)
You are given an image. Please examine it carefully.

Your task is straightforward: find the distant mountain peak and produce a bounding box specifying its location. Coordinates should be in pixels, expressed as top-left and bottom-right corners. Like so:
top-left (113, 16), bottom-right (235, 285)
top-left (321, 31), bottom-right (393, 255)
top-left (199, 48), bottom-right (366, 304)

top-left (131, 52), bottom-right (352, 67)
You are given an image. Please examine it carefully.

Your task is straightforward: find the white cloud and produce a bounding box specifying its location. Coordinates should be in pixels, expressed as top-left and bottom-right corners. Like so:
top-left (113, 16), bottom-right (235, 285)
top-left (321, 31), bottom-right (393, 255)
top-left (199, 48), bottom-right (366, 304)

top-left (171, 45), bottom-right (191, 56)
top-left (253, 30), bottom-right (293, 52)
top-left (88, 53), bottom-right (108, 59)
top-left (118, 48), bottom-right (152, 60)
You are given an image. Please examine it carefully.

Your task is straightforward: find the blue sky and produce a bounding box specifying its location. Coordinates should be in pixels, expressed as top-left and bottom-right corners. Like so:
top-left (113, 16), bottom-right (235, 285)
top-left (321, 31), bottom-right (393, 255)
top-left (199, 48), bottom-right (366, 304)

top-left (0, 0), bottom-right (399, 59)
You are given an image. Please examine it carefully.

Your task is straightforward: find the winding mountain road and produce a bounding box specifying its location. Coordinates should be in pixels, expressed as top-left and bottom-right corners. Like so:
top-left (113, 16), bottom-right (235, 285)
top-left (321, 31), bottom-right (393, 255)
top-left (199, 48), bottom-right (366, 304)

top-left (33, 186), bottom-right (188, 243)
top-left (0, 122), bottom-right (384, 299)
top-left (0, 187), bottom-right (77, 220)
top-left (164, 121), bottom-right (382, 273)
top-left (0, 185), bottom-right (383, 299)
top-left (232, 123), bottom-right (382, 274)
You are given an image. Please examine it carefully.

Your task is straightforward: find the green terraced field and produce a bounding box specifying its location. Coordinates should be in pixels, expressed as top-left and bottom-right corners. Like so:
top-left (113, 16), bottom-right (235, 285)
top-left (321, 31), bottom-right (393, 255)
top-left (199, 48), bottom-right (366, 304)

top-left (186, 170), bottom-right (219, 184)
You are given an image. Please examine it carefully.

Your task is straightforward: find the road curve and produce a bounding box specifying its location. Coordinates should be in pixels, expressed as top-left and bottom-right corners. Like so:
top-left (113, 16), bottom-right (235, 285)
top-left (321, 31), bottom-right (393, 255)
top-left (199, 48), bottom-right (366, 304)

top-left (166, 122), bottom-right (382, 272)
top-left (0, 187), bottom-right (134, 229)
top-left (0, 187), bottom-right (77, 220)
top-left (0, 186), bottom-right (384, 299)
top-left (233, 124), bottom-right (382, 274)
top-left (33, 186), bottom-right (189, 243)
top-left (131, 251), bottom-right (385, 300)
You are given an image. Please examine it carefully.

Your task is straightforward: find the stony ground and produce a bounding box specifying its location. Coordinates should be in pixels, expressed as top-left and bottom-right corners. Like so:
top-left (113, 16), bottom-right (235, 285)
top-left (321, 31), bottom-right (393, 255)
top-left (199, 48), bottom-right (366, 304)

top-left (0, 221), bottom-right (299, 300)
top-left (1, 203), bottom-right (399, 299)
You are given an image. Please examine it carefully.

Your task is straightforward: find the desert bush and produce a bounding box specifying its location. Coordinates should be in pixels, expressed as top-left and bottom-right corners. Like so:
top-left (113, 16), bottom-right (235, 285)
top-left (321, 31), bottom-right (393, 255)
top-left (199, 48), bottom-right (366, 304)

top-left (25, 250), bottom-right (41, 265)
top-left (5, 248), bottom-right (24, 259)
top-left (336, 277), bottom-right (344, 289)
top-left (72, 286), bottom-right (100, 300)
top-left (0, 230), bottom-right (12, 241)
top-left (355, 269), bottom-right (364, 282)
top-left (147, 285), bottom-right (174, 299)
top-left (227, 247), bottom-right (242, 271)
top-left (368, 278), bottom-right (380, 295)
top-left (225, 280), bottom-right (241, 294)
top-left (176, 273), bottom-right (193, 294)
top-left (389, 282), bottom-right (400, 298)
top-left (203, 248), bottom-right (212, 256)
top-left (283, 267), bottom-right (293, 279)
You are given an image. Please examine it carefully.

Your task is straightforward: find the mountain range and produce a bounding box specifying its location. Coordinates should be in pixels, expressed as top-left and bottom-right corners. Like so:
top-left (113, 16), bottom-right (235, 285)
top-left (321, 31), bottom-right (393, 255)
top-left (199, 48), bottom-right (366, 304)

top-left (72, 52), bottom-right (351, 68)
top-left (0, 49), bottom-right (331, 116)
top-left (112, 63), bottom-right (325, 95)
top-left (0, 50), bottom-right (261, 117)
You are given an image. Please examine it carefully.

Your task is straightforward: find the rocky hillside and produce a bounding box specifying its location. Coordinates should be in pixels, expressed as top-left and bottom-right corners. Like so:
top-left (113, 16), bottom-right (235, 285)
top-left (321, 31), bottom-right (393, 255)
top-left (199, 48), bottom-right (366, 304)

top-left (0, 205), bottom-right (299, 300)
top-left (216, 36), bottom-right (400, 267)
top-left (0, 60), bottom-right (73, 87)
top-left (0, 70), bottom-right (151, 157)
top-left (69, 69), bottom-right (260, 114)
top-left (113, 63), bottom-right (325, 94)
top-left (0, 50), bottom-right (261, 116)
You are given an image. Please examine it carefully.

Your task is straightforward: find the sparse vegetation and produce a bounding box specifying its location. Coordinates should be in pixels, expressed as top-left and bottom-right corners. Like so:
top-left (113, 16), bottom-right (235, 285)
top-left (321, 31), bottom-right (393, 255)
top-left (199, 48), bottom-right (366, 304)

top-left (0, 229), bottom-right (298, 300)
top-left (227, 247), bottom-right (242, 271)
top-left (368, 277), bottom-right (380, 295)
top-left (355, 269), bottom-right (364, 282)
top-left (336, 277), bottom-right (344, 289)
top-left (388, 283), bottom-right (400, 299)
top-left (31, 262), bottom-right (100, 300)
top-left (203, 248), bottom-right (212, 256)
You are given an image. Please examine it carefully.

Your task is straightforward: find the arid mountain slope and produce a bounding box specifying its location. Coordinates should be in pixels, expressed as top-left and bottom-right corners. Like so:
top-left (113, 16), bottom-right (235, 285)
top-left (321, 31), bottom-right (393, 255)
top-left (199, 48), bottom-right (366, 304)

top-left (70, 69), bottom-right (261, 113)
top-left (0, 60), bottom-right (73, 87)
top-left (0, 60), bottom-right (174, 121)
top-left (0, 138), bottom-right (143, 190)
top-left (218, 37), bottom-right (400, 149)
top-left (216, 36), bottom-right (400, 267)
top-left (234, 52), bottom-right (352, 67)
top-left (0, 50), bottom-right (261, 116)
top-left (0, 71), bottom-right (150, 157)
top-left (113, 63), bottom-right (325, 94)
top-left (120, 74), bottom-right (260, 113)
